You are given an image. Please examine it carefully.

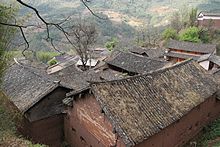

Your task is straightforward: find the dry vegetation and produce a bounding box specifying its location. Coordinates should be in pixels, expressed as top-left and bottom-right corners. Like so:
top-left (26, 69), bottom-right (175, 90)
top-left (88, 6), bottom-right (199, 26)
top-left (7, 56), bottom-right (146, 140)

top-left (0, 91), bottom-right (46, 147)
top-left (98, 10), bottom-right (144, 27)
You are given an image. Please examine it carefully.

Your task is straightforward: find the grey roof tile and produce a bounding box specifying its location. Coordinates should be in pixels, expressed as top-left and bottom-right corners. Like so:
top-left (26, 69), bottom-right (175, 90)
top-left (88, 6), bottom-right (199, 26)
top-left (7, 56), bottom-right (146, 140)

top-left (91, 60), bottom-right (217, 146)
top-left (2, 63), bottom-right (60, 113)
top-left (167, 39), bottom-right (216, 54)
top-left (106, 52), bottom-right (167, 74)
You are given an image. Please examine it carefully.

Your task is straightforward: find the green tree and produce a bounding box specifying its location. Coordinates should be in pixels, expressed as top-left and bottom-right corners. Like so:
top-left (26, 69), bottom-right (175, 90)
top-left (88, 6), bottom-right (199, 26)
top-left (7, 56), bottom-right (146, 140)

top-left (188, 8), bottom-right (198, 27)
top-left (199, 28), bottom-right (212, 43)
top-left (179, 27), bottom-right (201, 43)
top-left (105, 37), bottom-right (118, 51)
top-left (162, 28), bottom-right (178, 41)
top-left (0, 4), bottom-right (17, 82)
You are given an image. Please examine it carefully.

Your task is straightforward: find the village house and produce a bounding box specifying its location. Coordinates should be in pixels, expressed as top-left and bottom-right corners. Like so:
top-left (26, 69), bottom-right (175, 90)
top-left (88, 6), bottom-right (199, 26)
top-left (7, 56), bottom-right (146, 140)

top-left (49, 62), bottom-right (90, 92)
top-left (2, 61), bottom-right (71, 147)
top-left (128, 46), bottom-right (165, 58)
top-left (198, 12), bottom-right (220, 29)
top-left (164, 39), bottom-right (217, 62)
top-left (106, 51), bottom-right (169, 76)
top-left (197, 53), bottom-right (220, 71)
top-left (84, 64), bottom-right (130, 82)
top-left (63, 60), bottom-right (220, 147)
top-left (89, 47), bottom-right (110, 60)
top-left (49, 59), bottom-right (129, 99)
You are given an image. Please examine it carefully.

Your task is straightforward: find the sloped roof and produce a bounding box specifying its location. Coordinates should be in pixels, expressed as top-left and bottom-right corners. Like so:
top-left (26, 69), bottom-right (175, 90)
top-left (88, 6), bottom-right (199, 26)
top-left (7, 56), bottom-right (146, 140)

top-left (54, 53), bottom-right (77, 63)
top-left (51, 63), bottom-right (89, 92)
top-left (212, 68), bottom-right (220, 84)
top-left (91, 60), bottom-right (217, 146)
top-left (2, 63), bottom-right (62, 113)
top-left (167, 39), bottom-right (216, 54)
top-left (197, 53), bottom-right (212, 62)
top-left (198, 54), bottom-right (220, 66)
top-left (129, 47), bottom-right (165, 58)
top-left (128, 47), bottom-right (149, 55)
top-left (165, 51), bottom-right (200, 60)
top-left (47, 55), bottom-right (80, 74)
top-left (86, 66), bottom-right (130, 82)
top-left (89, 48), bottom-right (110, 59)
top-left (106, 52), bottom-right (167, 74)
top-left (199, 12), bottom-right (220, 17)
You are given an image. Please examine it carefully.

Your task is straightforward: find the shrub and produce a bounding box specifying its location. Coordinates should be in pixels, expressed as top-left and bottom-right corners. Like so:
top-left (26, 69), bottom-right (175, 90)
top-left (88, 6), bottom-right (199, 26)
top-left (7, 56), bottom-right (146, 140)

top-left (48, 58), bottom-right (57, 66)
top-left (162, 28), bottom-right (178, 40)
top-left (36, 51), bottom-right (59, 63)
top-left (179, 27), bottom-right (201, 43)
top-left (105, 37), bottom-right (118, 51)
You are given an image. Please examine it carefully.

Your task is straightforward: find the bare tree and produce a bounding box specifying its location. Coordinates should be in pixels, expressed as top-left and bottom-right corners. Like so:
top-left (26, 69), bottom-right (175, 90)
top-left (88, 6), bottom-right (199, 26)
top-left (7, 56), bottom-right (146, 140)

top-left (0, 0), bottom-right (103, 57)
top-left (135, 24), bottom-right (160, 48)
top-left (68, 21), bottom-right (97, 70)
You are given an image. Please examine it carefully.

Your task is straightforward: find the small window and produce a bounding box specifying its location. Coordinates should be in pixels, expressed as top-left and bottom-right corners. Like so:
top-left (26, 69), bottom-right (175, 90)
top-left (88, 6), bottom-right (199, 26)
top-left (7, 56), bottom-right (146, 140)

top-left (80, 136), bottom-right (85, 141)
top-left (72, 128), bottom-right (76, 132)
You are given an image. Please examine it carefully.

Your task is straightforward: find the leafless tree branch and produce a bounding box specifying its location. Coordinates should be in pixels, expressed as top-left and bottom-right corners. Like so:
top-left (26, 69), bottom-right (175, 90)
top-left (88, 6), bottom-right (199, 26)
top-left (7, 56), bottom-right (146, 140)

top-left (0, 0), bottom-right (103, 59)
top-left (80, 0), bottom-right (107, 20)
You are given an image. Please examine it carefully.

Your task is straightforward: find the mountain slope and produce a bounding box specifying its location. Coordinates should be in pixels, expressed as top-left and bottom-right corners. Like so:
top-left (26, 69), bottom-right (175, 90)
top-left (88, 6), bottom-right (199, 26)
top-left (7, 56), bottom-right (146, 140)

top-left (5, 0), bottom-right (220, 51)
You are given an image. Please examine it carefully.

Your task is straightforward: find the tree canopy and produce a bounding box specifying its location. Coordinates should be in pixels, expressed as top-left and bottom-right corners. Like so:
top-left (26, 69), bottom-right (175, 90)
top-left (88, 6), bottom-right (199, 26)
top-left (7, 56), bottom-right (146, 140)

top-left (179, 27), bottom-right (201, 43)
top-left (0, 4), bottom-right (18, 82)
top-left (162, 28), bottom-right (178, 41)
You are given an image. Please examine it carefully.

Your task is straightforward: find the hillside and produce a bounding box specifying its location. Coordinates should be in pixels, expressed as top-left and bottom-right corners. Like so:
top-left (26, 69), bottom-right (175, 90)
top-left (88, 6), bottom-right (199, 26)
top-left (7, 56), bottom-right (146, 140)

top-left (22, 0), bottom-right (215, 26)
top-left (6, 0), bottom-right (220, 51)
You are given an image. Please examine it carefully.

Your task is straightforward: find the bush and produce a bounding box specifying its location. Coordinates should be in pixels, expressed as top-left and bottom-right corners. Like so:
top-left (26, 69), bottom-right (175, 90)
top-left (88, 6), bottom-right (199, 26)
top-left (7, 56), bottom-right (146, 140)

top-left (162, 28), bottom-right (178, 40)
top-left (36, 51), bottom-right (59, 63)
top-left (195, 118), bottom-right (220, 146)
top-left (0, 91), bottom-right (46, 147)
top-left (105, 37), bottom-right (118, 51)
top-left (179, 27), bottom-right (201, 43)
top-left (47, 58), bottom-right (57, 66)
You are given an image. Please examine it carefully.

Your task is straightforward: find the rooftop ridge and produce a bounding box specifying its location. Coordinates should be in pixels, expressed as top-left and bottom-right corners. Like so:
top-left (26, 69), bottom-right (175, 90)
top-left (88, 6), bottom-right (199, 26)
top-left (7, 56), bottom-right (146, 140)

top-left (91, 59), bottom-right (194, 84)
top-left (169, 39), bottom-right (217, 46)
top-left (91, 58), bottom-right (217, 146)
top-left (113, 50), bottom-right (166, 62)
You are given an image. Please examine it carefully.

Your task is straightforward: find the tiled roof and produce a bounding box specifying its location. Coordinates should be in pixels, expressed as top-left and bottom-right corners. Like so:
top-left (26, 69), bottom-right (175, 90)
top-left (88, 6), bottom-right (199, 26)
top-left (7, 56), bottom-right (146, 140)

top-left (128, 47), bottom-right (149, 55)
top-left (54, 53), bottom-right (77, 63)
top-left (106, 52), bottom-right (167, 74)
top-left (89, 48), bottom-right (110, 59)
top-left (91, 60), bottom-right (217, 146)
top-left (167, 39), bottom-right (216, 54)
top-left (51, 63), bottom-right (89, 92)
top-left (2, 63), bottom-right (62, 113)
top-left (198, 54), bottom-right (220, 66)
top-left (165, 51), bottom-right (200, 60)
top-left (199, 12), bottom-right (220, 17)
top-left (212, 68), bottom-right (220, 84)
top-left (47, 55), bottom-right (80, 74)
top-left (129, 47), bottom-right (165, 58)
top-left (86, 66), bottom-right (130, 82)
